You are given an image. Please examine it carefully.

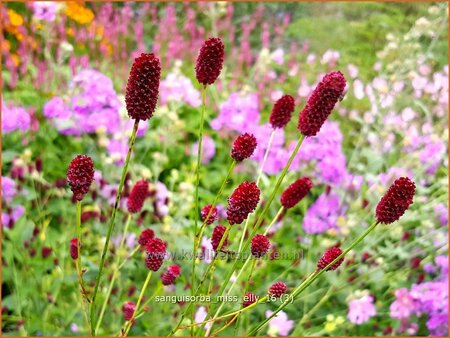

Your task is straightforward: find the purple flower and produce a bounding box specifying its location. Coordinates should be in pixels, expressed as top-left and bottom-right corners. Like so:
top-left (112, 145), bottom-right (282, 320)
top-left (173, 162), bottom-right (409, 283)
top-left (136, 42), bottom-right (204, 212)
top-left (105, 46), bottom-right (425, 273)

top-left (419, 137), bottom-right (446, 175)
top-left (32, 2), bottom-right (58, 22)
top-left (347, 295), bottom-right (377, 324)
top-left (2, 100), bottom-right (31, 134)
top-left (160, 72), bottom-right (201, 107)
top-left (44, 70), bottom-right (122, 135)
top-left (192, 136), bottom-right (216, 164)
top-left (194, 306), bottom-right (211, 331)
top-left (211, 93), bottom-right (260, 133)
top-left (2, 176), bottom-right (16, 203)
top-left (265, 310), bottom-right (294, 336)
top-left (434, 203), bottom-right (448, 226)
top-left (302, 192), bottom-right (341, 234)
top-left (390, 288), bottom-right (417, 319)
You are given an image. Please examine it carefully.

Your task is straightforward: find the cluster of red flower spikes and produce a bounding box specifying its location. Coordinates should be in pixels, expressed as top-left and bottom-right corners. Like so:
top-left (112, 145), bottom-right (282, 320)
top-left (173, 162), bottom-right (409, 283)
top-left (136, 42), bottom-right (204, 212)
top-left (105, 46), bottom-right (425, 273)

top-left (317, 177), bottom-right (416, 272)
top-left (211, 225), bottom-right (229, 252)
top-left (122, 301), bottom-right (136, 321)
top-left (145, 237), bottom-right (167, 271)
top-left (161, 264), bottom-right (181, 285)
top-left (67, 154), bottom-right (95, 202)
top-left (125, 53), bottom-right (161, 121)
top-left (195, 37), bottom-right (225, 86)
top-left (201, 204), bottom-right (218, 225)
top-left (127, 179), bottom-right (149, 213)
top-left (226, 181), bottom-right (261, 225)
top-left (231, 133), bottom-right (257, 162)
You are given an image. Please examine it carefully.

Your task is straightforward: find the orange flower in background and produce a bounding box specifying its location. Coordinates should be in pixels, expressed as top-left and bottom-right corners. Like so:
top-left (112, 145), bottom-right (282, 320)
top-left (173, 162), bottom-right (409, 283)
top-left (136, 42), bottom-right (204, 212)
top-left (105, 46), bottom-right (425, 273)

top-left (11, 54), bottom-right (20, 66)
top-left (7, 9), bottom-right (23, 26)
top-left (65, 1), bottom-right (94, 25)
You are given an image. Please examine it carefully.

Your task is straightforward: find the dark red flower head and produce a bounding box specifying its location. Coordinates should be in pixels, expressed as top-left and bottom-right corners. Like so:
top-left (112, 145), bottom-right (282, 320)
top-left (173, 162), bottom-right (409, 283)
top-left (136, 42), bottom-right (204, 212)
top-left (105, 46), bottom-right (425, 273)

top-left (298, 71), bottom-right (346, 136)
top-left (211, 225), bottom-right (229, 252)
top-left (243, 292), bottom-right (258, 308)
top-left (195, 37), bottom-right (225, 86)
top-left (201, 204), bottom-right (218, 225)
top-left (227, 182), bottom-right (260, 225)
top-left (231, 133), bottom-right (257, 162)
top-left (138, 228), bottom-right (155, 247)
top-left (122, 301), bottom-right (136, 321)
top-left (268, 282), bottom-right (287, 298)
top-left (376, 177), bottom-right (416, 224)
top-left (145, 237), bottom-right (166, 271)
top-left (280, 177), bottom-right (313, 209)
top-left (270, 95), bottom-right (296, 129)
top-left (125, 53), bottom-right (161, 121)
top-left (161, 264), bottom-right (181, 285)
top-left (67, 155), bottom-right (95, 201)
top-left (127, 179), bottom-right (149, 213)
top-left (251, 234), bottom-right (270, 258)
top-left (42, 246), bottom-right (52, 259)
top-left (317, 246), bottom-right (344, 271)
top-left (70, 238), bottom-right (78, 260)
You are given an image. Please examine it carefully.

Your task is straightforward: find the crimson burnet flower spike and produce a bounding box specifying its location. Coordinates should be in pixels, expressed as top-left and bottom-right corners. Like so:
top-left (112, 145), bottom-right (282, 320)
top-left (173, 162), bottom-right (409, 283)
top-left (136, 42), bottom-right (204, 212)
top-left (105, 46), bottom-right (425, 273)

top-left (70, 238), bottom-right (78, 260)
top-left (317, 246), bottom-right (344, 271)
top-left (161, 264), bottom-right (181, 285)
top-left (270, 95), bottom-right (296, 129)
top-left (226, 182), bottom-right (260, 225)
top-left (376, 177), bottom-right (416, 224)
top-left (251, 234), bottom-right (270, 258)
top-left (67, 154), bottom-right (94, 201)
top-left (268, 282), bottom-right (287, 298)
top-left (231, 133), bottom-right (257, 162)
top-left (195, 37), bottom-right (225, 86)
top-left (122, 301), bottom-right (136, 321)
top-left (243, 292), bottom-right (258, 308)
top-left (201, 204), bottom-right (218, 225)
top-left (138, 229), bottom-right (155, 248)
top-left (298, 71), bottom-right (346, 136)
top-left (145, 237), bottom-right (166, 271)
top-left (280, 177), bottom-right (313, 209)
top-left (211, 225), bottom-right (229, 252)
top-left (125, 53), bottom-right (161, 121)
top-left (127, 179), bottom-right (149, 213)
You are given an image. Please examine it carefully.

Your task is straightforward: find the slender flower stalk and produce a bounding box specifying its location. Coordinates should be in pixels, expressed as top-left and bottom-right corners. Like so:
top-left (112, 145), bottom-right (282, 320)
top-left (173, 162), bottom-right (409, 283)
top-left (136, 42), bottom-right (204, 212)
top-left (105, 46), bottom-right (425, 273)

top-left (75, 201), bottom-right (90, 302)
top-left (122, 271), bottom-right (153, 336)
top-left (237, 129), bottom-right (275, 253)
top-left (94, 213), bottom-right (132, 335)
top-left (90, 119), bottom-right (140, 333)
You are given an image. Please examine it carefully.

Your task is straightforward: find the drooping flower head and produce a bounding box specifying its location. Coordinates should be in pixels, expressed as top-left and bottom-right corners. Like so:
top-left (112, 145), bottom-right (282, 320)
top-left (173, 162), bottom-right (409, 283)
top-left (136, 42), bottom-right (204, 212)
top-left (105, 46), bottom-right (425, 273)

top-left (67, 155), bottom-right (95, 201)
top-left (122, 301), bottom-right (136, 321)
top-left (138, 229), bottom-right (155, 247)
top-left (243, 292), bottom-right (258, 308)
top-left (161, 264), bottom-right (181, 285)
top-left (70, 238), bottom-right (78, 260)
top-left (211, 225), bottom-right (229, 252)
top-left (227, 182), bottom-right (260, 225)
top-left (127, 179), bottom-right (149, 213)
top-left (269, 282), bottom-right (287, 298)
top-left (145, 237), bottom-right (166, 271)
top-left (251, 234), bottom-right (270, 258)
top-left (125, 53), bottom-right (161, 121)
top-left (298, 71), bottom-right (346, 136)
top-left (376, 177), bottom-right (416, 224)
top-left (195, 37), bottom-right (225, 86)
top-left (317, 246), bottom-right (344, 271)
top-left (231, 133), bottom-right (257, 162)
top-left (270, 95), bottom-right (295, 129)
top-left (280, 177), bottom-right (313, 209)
top-left (201, 204), bottom-right (218, 225)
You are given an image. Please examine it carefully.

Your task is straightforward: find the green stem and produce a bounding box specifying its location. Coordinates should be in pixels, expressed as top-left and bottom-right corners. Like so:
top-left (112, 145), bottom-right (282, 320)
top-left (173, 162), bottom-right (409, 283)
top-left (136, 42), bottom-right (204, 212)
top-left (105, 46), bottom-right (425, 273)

top-left (90, 119), bottom-right (140, 334)
top-left (95, 214), bottom-right (132, 335)
top-left (238, 130), bottom-right (276, 253)
top-left (123, 271), bottom-right (153, 336)
top-left (170, 225), bottom-right (231, 336)
top-left (191, 84), bottom-right (207, 336)
top-left (192, 160), bottom-right (236, 291)
top-left (248, 221), bottom-right (379, 335)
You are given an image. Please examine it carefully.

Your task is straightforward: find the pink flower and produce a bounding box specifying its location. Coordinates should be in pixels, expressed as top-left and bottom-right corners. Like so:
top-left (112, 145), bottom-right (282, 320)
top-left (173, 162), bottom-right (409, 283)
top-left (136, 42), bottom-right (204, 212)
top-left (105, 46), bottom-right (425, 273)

top-left (265, 310), bottom-right (294, 336)
top-left (347, 295), bottom-right (377, 324)
top-left (390, 288), bottom-right (417, 319)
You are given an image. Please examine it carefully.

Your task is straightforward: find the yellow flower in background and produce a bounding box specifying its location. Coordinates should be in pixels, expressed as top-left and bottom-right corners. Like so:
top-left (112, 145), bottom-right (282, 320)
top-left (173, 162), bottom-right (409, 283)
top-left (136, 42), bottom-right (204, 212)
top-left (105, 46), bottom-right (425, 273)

top-left (65, 1), bottom-right (94, 25)
top-left (66, 27), bottom-right (74, 37)
top-left (11, 54), bottom-right (20, 67)
top-left (324, 314), bottom-right (345, 333)
top-left (7, 9), bottom-right (23, 26)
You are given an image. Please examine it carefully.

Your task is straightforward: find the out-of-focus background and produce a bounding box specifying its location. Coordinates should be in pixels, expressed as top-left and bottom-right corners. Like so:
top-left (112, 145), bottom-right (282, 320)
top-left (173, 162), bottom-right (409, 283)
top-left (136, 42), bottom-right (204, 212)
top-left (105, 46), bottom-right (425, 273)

top-left (1, 2), bottom-right (448, 336)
